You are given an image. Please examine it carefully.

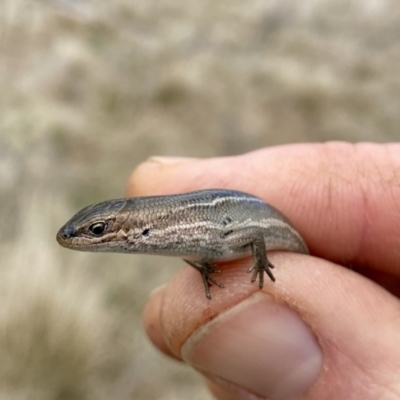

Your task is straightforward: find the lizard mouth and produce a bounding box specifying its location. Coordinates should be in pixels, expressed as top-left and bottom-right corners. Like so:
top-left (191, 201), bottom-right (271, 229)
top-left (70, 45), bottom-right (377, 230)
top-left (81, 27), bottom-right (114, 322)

top-left (56, 227), bottom-right (95, 250)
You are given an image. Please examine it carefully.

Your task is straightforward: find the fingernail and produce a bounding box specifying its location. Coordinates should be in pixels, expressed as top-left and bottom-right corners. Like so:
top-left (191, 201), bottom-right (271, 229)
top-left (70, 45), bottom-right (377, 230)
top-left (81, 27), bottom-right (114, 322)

top-left (147, 156), bottom-right (198, 166)
top-left (181, 293), bottom-right (323, 400)
top-left (149, 284), bottom-right (167, 297)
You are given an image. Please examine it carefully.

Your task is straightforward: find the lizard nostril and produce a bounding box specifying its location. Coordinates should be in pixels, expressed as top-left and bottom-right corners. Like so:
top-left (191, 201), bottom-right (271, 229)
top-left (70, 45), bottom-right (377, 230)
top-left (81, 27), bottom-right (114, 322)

top-left (59, 225), bottom-right (76, 240)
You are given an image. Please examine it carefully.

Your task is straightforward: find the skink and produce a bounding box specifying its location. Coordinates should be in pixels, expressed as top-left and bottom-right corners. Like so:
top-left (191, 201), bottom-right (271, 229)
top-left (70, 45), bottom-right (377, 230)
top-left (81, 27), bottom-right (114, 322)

top-left (56, 189), bottom-right (308, 299)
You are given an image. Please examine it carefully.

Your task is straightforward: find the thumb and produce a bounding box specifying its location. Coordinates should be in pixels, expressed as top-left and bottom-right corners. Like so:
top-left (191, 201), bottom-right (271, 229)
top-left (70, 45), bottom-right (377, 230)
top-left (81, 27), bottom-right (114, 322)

top-left (144, 253), bottom-right (400, 400)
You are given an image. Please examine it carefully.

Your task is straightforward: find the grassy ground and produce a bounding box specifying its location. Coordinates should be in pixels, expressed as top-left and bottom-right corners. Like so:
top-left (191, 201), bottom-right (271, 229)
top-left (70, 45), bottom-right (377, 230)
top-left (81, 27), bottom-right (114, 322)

top-left (1, 0), bottom-right (399, 399)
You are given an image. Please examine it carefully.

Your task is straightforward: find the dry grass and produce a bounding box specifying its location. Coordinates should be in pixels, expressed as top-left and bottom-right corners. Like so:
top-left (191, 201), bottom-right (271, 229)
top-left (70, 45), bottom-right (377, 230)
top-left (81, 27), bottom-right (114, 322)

top-left (1, 0), bottom-right (399, 398)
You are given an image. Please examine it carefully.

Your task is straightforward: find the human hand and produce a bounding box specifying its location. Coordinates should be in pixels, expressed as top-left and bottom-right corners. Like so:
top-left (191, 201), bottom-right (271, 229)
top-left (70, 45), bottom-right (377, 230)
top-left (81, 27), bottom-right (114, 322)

top-left (127, 143), bottom-right (400, 400)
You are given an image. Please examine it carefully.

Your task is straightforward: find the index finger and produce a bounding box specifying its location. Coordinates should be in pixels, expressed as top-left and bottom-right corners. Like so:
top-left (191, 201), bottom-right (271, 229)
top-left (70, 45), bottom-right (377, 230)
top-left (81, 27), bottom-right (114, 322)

top-left (127, 142), bottom-right (400, 278)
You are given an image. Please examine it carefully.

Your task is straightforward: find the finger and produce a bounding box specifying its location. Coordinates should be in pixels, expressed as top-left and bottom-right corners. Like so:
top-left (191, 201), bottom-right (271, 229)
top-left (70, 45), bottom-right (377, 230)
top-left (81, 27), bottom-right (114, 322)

top-left (144, 253), bottom-right (400, 400)
top-left (126, 143), bottom-right (400, 278)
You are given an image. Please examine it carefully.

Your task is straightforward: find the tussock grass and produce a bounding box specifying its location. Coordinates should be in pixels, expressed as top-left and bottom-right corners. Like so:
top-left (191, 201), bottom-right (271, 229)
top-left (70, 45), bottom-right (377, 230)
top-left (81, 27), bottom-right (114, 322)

top-left (1, 0), bottom-right (399, 398)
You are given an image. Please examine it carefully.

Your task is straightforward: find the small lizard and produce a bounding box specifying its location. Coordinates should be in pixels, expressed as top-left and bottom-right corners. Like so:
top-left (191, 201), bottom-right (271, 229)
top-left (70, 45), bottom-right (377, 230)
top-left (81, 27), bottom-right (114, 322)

top-left (57, 189), bottom-right (308, 299)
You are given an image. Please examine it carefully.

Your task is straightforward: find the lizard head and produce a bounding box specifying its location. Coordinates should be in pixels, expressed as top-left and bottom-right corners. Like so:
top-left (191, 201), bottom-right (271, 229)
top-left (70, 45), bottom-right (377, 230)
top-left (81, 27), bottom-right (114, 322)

top-left (56, 199), bottom-right (131, 252)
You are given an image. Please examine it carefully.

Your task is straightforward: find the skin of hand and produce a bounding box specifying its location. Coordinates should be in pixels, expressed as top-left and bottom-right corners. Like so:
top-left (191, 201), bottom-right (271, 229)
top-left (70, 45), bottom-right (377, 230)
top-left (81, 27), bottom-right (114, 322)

top-left (126, 142), bottom-right (400, 400)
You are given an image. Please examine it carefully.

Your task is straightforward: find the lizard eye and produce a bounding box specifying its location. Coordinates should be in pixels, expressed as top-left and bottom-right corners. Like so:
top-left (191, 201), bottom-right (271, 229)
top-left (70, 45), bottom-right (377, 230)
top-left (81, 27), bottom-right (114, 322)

top-left (88, 222), bottom-right (107, 236)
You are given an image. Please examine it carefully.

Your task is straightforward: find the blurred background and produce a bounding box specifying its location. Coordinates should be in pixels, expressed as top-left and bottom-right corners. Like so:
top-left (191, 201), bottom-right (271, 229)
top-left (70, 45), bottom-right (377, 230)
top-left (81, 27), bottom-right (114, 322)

top-left (0, 0), bottom-right (399, 399)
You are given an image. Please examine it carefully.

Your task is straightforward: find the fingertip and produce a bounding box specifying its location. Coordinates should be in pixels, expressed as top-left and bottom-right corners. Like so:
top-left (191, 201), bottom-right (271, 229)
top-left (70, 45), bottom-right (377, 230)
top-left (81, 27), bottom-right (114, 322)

top-left (126, 157), bottom-right (199, 197)
top-left (143, 285), bottom-right (181, 360)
